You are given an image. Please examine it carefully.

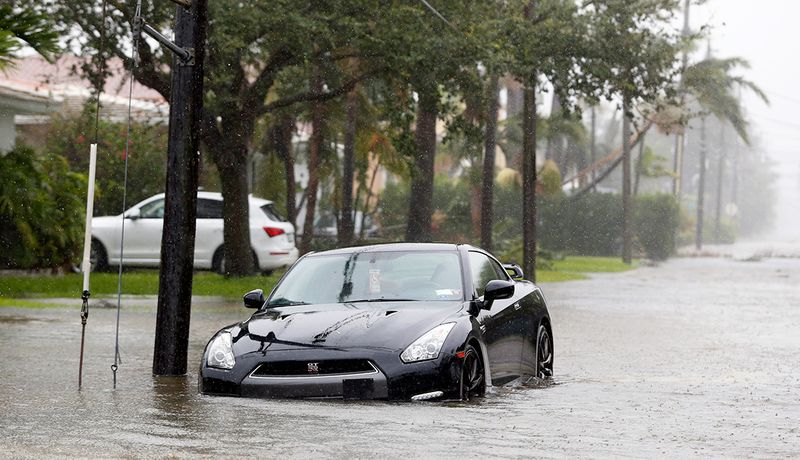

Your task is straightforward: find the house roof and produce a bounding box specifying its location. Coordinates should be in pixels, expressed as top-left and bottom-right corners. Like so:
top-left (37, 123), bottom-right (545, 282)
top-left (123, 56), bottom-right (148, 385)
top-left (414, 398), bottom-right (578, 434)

top-left (0, 55), bottom-right (168, 122)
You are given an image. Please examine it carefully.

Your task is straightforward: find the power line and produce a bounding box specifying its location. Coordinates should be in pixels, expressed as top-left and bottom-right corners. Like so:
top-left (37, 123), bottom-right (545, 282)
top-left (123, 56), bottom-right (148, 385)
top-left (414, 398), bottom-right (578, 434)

top-left (763, 89), bottom-right (800, 106)
top-left (756, 117), bottom-right (800, 130)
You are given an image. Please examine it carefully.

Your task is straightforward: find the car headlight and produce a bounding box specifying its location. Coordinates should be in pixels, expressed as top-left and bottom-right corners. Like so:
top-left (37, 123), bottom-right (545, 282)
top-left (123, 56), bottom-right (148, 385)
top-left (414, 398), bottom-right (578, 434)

top-left (206, 332), bottom-right (235, 369)
top-left (400, 323), bottom-right (456, 363)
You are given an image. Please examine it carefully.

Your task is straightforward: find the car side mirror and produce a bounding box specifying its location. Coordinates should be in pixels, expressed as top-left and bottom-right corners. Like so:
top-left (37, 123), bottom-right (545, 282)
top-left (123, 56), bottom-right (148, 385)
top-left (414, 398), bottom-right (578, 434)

top-left (126, 208), bottom-right (141, 220)
top-left (503, 263), bottom-right (524, 280)
top-left (243, 289), bottom-right (265, 309)
top-left (477, 279), bottom-right (515, 311)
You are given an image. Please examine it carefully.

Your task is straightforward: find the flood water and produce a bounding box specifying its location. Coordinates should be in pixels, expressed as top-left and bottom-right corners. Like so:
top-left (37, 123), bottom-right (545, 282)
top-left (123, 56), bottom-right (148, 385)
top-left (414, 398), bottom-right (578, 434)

top-left (2, 248), bottom-right (799, 458)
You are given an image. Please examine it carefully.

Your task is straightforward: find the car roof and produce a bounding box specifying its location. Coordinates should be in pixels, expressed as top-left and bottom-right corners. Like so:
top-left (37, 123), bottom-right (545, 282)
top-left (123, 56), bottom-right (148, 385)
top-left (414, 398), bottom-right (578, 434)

top-left (307, 242), bottom-right (481, 257)
top-left (145, 191), bottom-right (273, 205)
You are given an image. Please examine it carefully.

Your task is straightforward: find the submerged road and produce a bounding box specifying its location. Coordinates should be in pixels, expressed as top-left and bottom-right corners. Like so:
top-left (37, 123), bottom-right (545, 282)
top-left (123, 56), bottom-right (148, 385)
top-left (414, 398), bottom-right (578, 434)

top-left (1, 251), bottom-right (799, 458)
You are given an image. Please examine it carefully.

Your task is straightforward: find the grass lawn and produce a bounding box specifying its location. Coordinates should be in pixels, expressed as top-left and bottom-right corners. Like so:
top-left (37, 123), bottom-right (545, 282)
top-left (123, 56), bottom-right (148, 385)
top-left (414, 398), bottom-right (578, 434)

top-left (537, 256), bottom-right (637, 282)
top-left (0, 256), bottom-right (636, 302)
top-left (0, 270), bottom-right (283, 300)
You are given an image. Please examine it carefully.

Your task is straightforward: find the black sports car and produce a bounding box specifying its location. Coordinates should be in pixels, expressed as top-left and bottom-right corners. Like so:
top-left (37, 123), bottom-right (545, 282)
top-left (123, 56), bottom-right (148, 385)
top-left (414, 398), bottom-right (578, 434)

top-left (199, 243), bottom-right (553, 401)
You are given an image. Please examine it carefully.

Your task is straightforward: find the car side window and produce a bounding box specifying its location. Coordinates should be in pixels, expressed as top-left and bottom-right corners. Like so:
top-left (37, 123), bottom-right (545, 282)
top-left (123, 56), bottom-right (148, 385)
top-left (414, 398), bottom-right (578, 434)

top-left (138, 199), bottom-right (165, 218)
top-left (197, 198), bottom-right (223, 219)
top-left (469, 252), bottom-right (507, 297)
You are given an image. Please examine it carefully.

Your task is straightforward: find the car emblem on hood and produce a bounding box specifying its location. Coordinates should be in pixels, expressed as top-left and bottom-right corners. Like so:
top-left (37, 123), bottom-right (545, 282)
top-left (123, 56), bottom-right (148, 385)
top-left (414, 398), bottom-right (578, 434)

top-left (307, 362), bottom-right (319, 374)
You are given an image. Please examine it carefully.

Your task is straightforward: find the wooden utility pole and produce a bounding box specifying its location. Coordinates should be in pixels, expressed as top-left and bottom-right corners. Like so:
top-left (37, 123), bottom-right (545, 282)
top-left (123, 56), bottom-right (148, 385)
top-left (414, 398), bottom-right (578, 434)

top-left (153, 0), bottom-right (207, 376)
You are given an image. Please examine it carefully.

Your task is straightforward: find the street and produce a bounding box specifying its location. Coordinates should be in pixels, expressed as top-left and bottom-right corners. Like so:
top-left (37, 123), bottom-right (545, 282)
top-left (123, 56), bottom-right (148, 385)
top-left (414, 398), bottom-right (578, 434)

top-left (2, 250), bottom-right (799, 458)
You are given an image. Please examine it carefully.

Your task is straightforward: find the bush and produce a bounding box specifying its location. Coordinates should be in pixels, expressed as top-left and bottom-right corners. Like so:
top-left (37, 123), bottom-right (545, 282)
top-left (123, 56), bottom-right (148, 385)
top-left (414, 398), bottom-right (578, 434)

top-left (376, 174), bottom-right (679, 261)
top-left (635, 194), bottom-right (679, 260)
top-left (45, 107), bottom-right (168, 216)
top-left (538, 193), bottom-right (624, 256)
top-left (0, 145), bottom-right (86, 270)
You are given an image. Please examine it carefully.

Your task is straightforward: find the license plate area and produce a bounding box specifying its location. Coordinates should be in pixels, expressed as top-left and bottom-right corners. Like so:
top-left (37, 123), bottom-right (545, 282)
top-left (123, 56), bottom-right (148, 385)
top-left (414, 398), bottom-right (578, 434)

top-left (342, 378), bottom-right (375, 399)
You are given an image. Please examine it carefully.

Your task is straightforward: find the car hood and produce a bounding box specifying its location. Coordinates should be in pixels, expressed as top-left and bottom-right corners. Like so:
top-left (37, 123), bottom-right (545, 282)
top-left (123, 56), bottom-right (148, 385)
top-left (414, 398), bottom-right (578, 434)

top-left (229, 301), bottom-right (466, 353)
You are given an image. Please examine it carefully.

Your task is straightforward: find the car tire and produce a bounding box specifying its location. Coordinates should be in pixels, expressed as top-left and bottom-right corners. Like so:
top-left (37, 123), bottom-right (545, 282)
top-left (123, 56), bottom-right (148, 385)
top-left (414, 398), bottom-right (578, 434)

top-left (212, 247), bottom-right (258, 275)
top-left (212, 247), bottom-right (226, 275)
top-left (459, 344), bottom-right (486, 400)
top-left (90, 239), bottom-right (109, 272)
top-left (535, 324), bottom-right (554, 379)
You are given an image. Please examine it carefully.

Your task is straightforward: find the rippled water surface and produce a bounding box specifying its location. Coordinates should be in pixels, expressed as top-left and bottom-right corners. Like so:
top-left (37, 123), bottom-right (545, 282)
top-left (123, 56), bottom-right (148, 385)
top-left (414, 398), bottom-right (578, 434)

top-left (2, 253), bottom-right (799, 458)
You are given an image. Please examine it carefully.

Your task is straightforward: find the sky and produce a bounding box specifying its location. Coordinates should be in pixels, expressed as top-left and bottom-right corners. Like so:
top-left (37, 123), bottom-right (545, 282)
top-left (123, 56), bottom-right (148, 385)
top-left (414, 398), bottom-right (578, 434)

top-left (693, 0), bottom-right (800, 241)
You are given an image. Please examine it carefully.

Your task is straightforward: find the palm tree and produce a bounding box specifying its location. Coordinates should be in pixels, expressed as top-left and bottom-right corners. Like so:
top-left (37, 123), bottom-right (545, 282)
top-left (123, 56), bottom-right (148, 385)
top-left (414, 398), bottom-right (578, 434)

top-left (681, 56), bottom-right (769, 249)
top-left (0, 4), bottom-right (59, 70)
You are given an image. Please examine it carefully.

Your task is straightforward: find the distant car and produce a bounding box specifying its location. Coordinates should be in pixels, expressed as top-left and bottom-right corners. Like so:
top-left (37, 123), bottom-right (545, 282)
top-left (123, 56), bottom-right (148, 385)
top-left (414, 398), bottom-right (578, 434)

top-left (90, 192), bottom-right (298, 274)
top-left (199, 243), bottom-right (554, 401)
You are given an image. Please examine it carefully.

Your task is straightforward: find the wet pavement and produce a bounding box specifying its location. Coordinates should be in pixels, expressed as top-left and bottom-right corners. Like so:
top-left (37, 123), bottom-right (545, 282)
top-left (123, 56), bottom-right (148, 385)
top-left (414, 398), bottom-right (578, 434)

top-left (2, 250), bottom-right (799, 458)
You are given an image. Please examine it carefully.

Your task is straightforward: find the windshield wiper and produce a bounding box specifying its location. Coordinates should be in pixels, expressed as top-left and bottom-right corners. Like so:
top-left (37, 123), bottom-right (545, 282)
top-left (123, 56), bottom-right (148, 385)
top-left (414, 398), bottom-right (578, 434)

top-left (345, 298), bottom-right (417, 303)
top-left (266, 297), bottom-right (308, 307)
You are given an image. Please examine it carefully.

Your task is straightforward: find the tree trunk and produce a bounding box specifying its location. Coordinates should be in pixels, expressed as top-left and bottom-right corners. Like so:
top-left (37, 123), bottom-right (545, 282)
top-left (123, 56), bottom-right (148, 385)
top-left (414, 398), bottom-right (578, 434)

top-left (731, 134), bottom-right (739, 208)
top-left (480, 75), bottom-right (499, 250)
top-left (216, 144), bottom-right (253, 275)
top-left (622, 100), bottom-right (633, 264)
top-left (522, 80), bottom-right (537, 282)
top-left (674, 0), bottom-right (691, 198)
top-left (590, 106), bottom-right (597, 191)
top-left (281, 117), bottom-right (297, 227)
top-left (269, 114), bottom-right (297, 226)
top-left (340, 88), bottom-right (358, 246)
top-left (300, 71), bottom-right (325, 254)
top-left (695, 116), bottom-right (707, 250)
top-left (406, 88), bottom-right (437, 242)
top-left (672, 133), bottom-right (683, 196)
top-left (713, 125), bottom-right (726, 243)
top-left (634, 131), bottom-right (646, 196)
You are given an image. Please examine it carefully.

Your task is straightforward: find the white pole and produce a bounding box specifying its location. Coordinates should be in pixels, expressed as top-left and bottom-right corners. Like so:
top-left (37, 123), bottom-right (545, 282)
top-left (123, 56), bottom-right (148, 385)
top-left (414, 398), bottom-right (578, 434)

top-left (81, 143), bottom-right (98, 293)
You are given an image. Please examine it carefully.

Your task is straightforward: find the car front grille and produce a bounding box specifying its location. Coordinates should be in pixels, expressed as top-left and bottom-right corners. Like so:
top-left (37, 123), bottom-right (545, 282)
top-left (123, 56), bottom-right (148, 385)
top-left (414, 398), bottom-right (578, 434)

top-left (250, 360), bottom-right (377, 378)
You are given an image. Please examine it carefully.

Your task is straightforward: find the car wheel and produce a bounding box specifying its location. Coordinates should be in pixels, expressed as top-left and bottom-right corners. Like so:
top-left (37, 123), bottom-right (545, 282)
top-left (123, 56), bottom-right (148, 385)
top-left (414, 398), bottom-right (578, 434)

top-left (535, 324), bottom-right (554, 378)
top-left (459, 344), bottom-right (485, 400)
top-left (90, 239), bottom-right (109, 272)
top-left (212, 247), bottom-right (226, 275)
top-left (212, 247), bottom-right (258, 275)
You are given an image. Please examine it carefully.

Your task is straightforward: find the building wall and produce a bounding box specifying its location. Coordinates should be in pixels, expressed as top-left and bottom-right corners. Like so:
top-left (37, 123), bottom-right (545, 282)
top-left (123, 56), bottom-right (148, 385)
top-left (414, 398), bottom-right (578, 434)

top-left (0, 111), bottom-right (14, 151)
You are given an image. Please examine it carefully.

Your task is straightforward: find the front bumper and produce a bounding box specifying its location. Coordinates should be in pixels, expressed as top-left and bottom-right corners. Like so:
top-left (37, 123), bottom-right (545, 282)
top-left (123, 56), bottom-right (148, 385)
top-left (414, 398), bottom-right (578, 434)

top-left (200, 347), bottom-right (462, 400)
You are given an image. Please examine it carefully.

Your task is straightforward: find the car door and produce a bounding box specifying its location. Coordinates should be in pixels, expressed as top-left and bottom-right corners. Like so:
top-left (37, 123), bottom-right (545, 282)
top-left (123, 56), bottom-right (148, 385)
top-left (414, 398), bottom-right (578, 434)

top-left (195, 198), bottom-right (224, 267)
top-left (519, 288), bottom-right (547, 376)
top-left (123, 198), bottom-right (164, 263)
top-left (469, 251), bottom-right (525, 385)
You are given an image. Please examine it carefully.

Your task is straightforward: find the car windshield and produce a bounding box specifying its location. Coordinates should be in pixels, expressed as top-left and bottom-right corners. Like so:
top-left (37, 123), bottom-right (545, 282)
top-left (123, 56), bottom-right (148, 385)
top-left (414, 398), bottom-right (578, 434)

top-left (267, 250), bottom-right (464, 306)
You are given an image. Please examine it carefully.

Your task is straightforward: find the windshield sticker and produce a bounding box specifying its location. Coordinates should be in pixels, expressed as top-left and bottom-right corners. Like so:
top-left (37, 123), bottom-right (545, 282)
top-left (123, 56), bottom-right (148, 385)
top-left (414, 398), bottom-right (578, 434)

top-left (369, 269), bottom-right (381, 294)
top-left (435, 289), bottom-right (461, 298)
